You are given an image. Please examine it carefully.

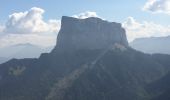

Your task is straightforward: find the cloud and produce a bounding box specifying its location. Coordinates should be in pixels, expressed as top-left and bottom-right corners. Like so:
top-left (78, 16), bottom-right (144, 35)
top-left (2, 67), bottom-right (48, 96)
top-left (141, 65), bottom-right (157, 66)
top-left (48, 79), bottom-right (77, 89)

top-left (0, 7), bottom-right (60, 48)
top-left (72, 11), bottom-right (99, 19)
top-left (143, 0), bottom-right (170, 14)
top-left (123, 17), bottom-right (170, 41)
top-left (0, 25), bottom-right (4, 33)
top-left (3, 7), bottom-right (60, 34)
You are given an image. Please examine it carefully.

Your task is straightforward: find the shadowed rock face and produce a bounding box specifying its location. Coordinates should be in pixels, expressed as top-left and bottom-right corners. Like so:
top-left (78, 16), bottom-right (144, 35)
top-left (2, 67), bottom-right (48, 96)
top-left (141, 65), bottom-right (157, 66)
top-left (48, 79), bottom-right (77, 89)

top-left (52, 16), bottom-right (128, 53)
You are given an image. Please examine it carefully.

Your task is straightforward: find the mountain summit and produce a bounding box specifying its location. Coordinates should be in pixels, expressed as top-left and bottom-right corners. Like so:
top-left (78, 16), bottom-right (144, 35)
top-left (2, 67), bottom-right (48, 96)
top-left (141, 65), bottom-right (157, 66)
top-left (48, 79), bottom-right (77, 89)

top-left (52, 16), bottom-right (128, 53)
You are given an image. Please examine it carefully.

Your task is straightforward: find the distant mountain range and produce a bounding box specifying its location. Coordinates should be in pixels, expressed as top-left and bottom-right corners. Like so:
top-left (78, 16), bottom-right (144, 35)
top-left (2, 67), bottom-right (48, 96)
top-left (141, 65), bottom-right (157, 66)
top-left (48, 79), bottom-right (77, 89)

top-left (0, 43), bottom-right (53, 64)
top-left (0, 16), bottom-right (170, 100)
top-left (130, 36), bottom-right (170, 54)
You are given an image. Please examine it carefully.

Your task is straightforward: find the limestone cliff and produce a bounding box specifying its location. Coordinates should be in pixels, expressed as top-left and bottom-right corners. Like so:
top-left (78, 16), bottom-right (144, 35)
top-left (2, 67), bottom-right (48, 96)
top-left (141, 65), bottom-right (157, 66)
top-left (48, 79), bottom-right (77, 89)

top-left (52, 16), bottom-right (128, 53)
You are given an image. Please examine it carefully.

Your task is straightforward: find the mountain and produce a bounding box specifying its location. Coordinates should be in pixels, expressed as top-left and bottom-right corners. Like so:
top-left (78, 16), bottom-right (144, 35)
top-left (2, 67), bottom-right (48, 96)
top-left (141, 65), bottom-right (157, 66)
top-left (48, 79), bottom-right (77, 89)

top-left (130, 36), bottom-right (170, 54)
top-left (146, 72), bottom-right (170, 100)
top-left (145, 54), bottom-right (170, 100)
top-left (52, 16), bottom-right (128, 53)
top-left (0, 43), bottom-right (53, 64)
top-left (0, 16), bottom-right (170, 100)
top-left (0, 57), bottom-right (9, 64)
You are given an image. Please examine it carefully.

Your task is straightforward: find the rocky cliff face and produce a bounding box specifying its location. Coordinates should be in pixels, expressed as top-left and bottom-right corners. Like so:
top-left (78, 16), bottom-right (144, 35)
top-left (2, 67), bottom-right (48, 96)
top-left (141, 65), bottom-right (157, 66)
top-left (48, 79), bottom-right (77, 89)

top-left (52, 16), bottom-right (128, 53)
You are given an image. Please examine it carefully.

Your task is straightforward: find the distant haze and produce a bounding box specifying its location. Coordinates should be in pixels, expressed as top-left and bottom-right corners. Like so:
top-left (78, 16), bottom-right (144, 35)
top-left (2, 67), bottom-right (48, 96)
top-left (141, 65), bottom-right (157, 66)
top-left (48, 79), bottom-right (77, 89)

top-left (130, 36), bottom-right (170, 54)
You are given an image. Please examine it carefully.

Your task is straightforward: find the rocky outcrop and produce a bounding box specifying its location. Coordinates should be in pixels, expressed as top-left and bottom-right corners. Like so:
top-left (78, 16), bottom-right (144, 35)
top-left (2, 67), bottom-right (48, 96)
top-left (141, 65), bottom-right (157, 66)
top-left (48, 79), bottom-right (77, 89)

top-left (52, 16), bottom-right (128, 53)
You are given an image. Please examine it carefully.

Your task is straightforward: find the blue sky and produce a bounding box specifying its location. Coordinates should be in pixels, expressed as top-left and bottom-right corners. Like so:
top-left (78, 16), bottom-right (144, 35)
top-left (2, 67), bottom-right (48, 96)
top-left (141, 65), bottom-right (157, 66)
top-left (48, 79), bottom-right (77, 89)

top-left (0, 0), bottom-right (170, 47)
top-left (0, 0), bottom-right (169, 24)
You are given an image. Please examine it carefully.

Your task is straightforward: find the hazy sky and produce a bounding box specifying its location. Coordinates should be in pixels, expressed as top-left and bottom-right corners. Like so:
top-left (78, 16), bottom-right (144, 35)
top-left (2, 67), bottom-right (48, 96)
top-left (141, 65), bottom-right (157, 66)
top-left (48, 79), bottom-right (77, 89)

top-left (0, 0), bottom-right (170, 47)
